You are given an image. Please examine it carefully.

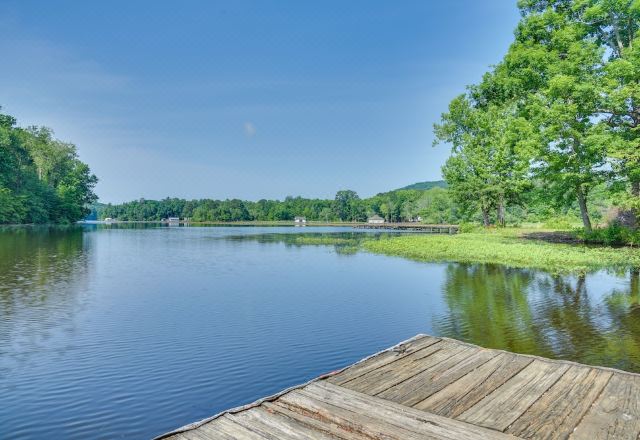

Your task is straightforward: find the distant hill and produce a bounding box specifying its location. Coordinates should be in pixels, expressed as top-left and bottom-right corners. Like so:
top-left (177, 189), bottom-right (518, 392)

top-left (396, 180), bottom-right (447, 191)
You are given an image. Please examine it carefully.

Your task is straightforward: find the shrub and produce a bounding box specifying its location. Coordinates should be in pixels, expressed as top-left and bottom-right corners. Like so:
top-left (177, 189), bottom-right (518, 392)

top-left (458, 222), bottom-right (482, 233)
top-left (542, 215), bottom-right (579, 230)
top-left (576, 223), bottom-right (640, 246)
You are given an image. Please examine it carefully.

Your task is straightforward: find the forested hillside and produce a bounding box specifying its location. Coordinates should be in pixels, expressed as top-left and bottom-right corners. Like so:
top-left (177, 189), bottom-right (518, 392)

top-left (396, 181), bottom-right (447, 191)
top-left (0, 109), bottom-right (98, 224)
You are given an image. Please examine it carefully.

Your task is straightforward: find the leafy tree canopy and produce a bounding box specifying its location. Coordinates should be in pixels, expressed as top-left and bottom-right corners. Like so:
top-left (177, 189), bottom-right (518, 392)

top-left (0, 108), bottom-right (97, 224)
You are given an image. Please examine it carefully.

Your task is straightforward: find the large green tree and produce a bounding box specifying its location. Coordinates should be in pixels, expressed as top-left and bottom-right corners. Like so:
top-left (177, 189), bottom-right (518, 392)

top-left (435, 94), bottom-right (533, 226)
top-left (580, 0), bottom-right (640, 221)
top-left (513, 2), bottom-right (607, 231)
top-left (0, 108), bottom-right (97, 224)
top-left (333, 190), bottom-right (365, 222)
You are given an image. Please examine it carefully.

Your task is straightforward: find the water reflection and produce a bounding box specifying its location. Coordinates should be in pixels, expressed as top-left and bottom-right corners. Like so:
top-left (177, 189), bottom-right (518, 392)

top-left (221, 231), bottom-right (397, 256)
top-left (434, 263), bottom-right (640, 371)
top-left (1, 226), bottom-right (640, 439)
top-left (0, 226), bottom-right (90, 372)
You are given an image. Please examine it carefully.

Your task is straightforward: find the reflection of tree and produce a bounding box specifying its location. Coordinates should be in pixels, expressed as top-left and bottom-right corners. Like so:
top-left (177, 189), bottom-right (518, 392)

top-left (434, 264), bottom-right (555, 358)
top-left (0, 226), bottom-right (89, 366)
top-left (531, 274), bottom-right (609, 367)
top-left (435, 263), bottom-right (640, 372)
top-left (601, 268), bottom-right (640, 371)
top-left (0, 226), bottom-right (86, 296)
top-left (222, 232), bottom-right (397, 256)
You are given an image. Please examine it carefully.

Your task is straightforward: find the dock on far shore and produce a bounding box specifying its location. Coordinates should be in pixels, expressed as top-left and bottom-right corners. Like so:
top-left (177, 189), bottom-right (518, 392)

top-left (354, 223), bottom-right (459, 233)
top-left (158, 334), bottom-right (640, 439)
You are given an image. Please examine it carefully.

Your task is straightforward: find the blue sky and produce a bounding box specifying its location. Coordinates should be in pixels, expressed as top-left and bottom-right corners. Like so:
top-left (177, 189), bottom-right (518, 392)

top-left (0, 1), bottom-right (519, 203)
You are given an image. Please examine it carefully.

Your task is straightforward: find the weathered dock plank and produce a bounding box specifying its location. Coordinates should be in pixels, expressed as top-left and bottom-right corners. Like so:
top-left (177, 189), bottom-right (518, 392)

top-left (376, 348), bottom-right (496, 406)
top-left (570, 373), bottom-right (640, 439)
top-left (507, 366), bottom-right (612, 439)
top-left (326, 334), bottom-right (441, 386)
top-left (298, 382), bottom-right (516, 439)
top-left (457, 360), bottom-right (570, 431)
top-left (159, 334), bottom-right (640, 440)
top-left (339, 340), bottom-right (469, 395)
top-left (353, 223), bottom-right (459, 233)
top-left (414, 352), bottom-right (533, 418)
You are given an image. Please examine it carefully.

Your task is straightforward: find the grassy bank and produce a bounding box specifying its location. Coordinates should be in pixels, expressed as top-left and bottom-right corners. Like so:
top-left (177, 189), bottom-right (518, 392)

top-left (362, 229), bottom-right (640, 274)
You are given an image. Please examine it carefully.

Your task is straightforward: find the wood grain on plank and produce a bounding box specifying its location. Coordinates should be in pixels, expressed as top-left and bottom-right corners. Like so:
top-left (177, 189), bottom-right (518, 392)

top-left (507, 365), bottom-right (612, 439)
top-left (262, 401), bottom-right (364, 440)
top-left (302, 381), bottom-right (517, 439)
top-left (166, 430), bottom-right (214, 440)
top-left (377, 348), bottom-right (497, 406)
top-left (458, 359), bottom-right (569, 431)
top-left (189, 430), bottom-right (219, 440)
top-left (328, 335), bottom-right (441, 385)
top-left (200, 416), bottom-right (268, 440)
top-left (228, 407), bottom-right (336, 440)
top-left (276, 388), bottom-right (428, 440)
top-left (570, 373), bottom-right (640, 440)
top-left (343, 341), bottom-right (471, 395)
top-left (414, 352), bottom-right (533, 418)
top-left (177, 427), bottom-right (223, 440)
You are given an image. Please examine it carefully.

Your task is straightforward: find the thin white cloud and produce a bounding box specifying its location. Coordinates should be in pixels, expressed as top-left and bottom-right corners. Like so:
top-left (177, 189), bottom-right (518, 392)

top-left (244, 121), bottom-right (256, 138)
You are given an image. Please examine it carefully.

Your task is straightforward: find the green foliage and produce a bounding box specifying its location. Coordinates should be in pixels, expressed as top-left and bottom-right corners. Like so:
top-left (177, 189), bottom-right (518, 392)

top-left (576, 223), bottom-right (640, 246)
top-left (0, 108), bottom-right (97, 224)
top-left (542, 215), bottom-right (581, 229)
top-left (100, 187), bottom-right (468, 224)
top-left (99, 180), bottom-right (614, 227)
top-left (333, 190), bottom-right (365, 222)
top-left (436, 96), bottom-right (534, 226)
top-left (396, 180), bottom-right (447, 191)
top-left (458, 222), bottom-right (483, 233)
top-left (435, 0), bottom-right (640, 231)
top-left (412, 187), bottom-right (460, 224)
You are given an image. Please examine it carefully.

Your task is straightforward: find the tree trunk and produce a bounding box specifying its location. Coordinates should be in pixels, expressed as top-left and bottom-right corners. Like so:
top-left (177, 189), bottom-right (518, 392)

top-left (631, 181), bottom-right (640, 229)
top-left (481, 207), bottom-right (490, 227)
top-left (631, 269), bottom-right (639, 299)
top-left (576, 274), bottom-right (586, 300)
top-left (576, 185), bottom-right (592, 232)
top-left (496, 197), bottom-right (505, 227)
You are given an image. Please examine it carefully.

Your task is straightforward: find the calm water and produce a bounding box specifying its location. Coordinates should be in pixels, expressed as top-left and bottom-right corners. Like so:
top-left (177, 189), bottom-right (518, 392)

top-left (1, 225), bottom-right (639, 439)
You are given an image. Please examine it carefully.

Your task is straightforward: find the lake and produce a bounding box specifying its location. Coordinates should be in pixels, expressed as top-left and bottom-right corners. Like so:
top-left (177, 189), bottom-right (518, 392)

top-left (1, 225), bottom-right (639, 439)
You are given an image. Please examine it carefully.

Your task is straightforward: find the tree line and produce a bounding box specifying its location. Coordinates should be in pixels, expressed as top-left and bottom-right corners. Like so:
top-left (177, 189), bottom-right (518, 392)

top-left (435, 0), bottom-right (640, 232)
top-left (96, 181), bottom-right (612, 225)
top-left (0, 109), bottom-right (98, 224)
top-left (96, 187), bottom-right (464, 223)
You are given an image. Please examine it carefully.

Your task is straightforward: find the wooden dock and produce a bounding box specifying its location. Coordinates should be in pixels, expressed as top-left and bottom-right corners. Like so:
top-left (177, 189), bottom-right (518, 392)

top-left (158, 334), bottom-right (640, 439)
top-left (354, 223), bottom-right (459, 233)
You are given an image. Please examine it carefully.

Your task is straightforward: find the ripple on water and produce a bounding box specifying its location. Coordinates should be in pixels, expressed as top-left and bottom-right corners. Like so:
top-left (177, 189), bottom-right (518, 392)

top-left (1, 227), bottom-right (639, 439)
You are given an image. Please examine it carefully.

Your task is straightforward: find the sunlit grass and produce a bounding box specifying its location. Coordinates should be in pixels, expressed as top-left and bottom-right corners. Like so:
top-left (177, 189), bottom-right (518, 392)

top-left (362, 229), bottom-right (640, 274)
